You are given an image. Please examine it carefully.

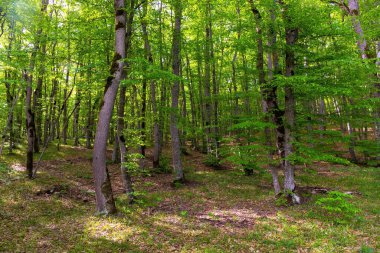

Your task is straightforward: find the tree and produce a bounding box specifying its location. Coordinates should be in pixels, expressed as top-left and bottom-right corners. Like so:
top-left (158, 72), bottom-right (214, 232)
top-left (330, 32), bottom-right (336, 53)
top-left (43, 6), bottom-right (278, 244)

top-left (92, 0), bottom-right (126, 214)
top-left (170, 0), bottom-right (185, 183)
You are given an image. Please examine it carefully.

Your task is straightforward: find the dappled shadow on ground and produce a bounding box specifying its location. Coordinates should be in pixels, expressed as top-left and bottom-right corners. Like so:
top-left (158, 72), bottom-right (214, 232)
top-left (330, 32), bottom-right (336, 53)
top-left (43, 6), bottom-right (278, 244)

top-left (1, 145), bottom-right (378, 252)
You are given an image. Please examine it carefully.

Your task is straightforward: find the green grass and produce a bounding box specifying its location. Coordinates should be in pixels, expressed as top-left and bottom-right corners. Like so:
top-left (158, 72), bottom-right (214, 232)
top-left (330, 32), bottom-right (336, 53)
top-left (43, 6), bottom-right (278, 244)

top-left (0, 146), bottom-right (378, 252)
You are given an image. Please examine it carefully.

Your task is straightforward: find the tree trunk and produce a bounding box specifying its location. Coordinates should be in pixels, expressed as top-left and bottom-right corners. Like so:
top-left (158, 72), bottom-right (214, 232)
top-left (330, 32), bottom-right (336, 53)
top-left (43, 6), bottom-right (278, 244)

top-left (24, 0), bottom-right (48, 178)
top-left (140, 79), bottom-right (147, 157)
top-left (185, 54), bottom-right (198, 150)
top-left (204, 0), bottom-right (213, 155)
top-left (196, 41), bottom-right (207, 153)
top-left (141, 7), bottom-right (160, 168)
top-left (114, 0), bottom-right (135, 167)
top-left (170, 0), bottom-right (184, 183)
top-left (92, 0), bottom-right (126, 214)
top-left (210, 8), bottom-right (219, 157)
top-left (375, 41), bottom-right (380, 161)
top-left (319, 97), bottom-right (326, 138)
top-left (25, 72), bottom-right (35, 179)
top-left (2, 20), bottom-right (15, 155)
top-left (62, 35), bottom-right (71, 145)
top-left (347, 0), bottom-right (368, 60)
top-left (282, 2), bottom-right (298, 196)
top-left (73, 87), bottom-right (81, 146)
top-left (248, 0), bottom-right (281, 195)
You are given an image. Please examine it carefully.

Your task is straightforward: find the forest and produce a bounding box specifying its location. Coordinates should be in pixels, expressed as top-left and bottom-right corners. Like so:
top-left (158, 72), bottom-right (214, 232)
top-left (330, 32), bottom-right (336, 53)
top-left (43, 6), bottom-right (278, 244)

top-left (0, 0), bottom-right (379, 252)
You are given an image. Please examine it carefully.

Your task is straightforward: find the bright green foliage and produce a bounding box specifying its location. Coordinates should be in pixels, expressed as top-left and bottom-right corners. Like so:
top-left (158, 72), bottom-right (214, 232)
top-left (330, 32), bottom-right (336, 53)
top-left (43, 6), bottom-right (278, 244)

top-left (315, 191), bottom-right (362, 224)
top-left (203, 153), bottom-right (222, 168)
top-left (0, 0), bottom-right (379, 250)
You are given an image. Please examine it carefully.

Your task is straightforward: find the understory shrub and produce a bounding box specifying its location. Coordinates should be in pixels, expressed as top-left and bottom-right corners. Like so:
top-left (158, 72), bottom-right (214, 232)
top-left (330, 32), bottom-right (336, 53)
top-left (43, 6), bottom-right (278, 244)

top-left (315, 191), bottom-right (362, 224)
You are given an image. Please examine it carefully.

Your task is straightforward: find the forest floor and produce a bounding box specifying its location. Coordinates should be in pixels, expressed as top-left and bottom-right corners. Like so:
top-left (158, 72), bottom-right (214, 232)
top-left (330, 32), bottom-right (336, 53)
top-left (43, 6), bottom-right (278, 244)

top-left (0, 144), bottom-right (379, 252)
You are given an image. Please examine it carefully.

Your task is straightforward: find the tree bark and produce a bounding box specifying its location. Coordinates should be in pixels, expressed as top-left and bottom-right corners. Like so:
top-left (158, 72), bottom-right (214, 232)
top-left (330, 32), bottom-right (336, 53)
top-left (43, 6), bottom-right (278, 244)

top-left (92, 0), bottom-right (126, 214)
top-left (25, 72), bottom-right (35, 179)
top-left (282, 1), bottom-right (298, 196)
top-left (2, 20), bottom-right (15, 155)
top-left (73, 87), bottom-right (81, 146)
top-left (25, 0), bottom-right (48, 178)
top-left (248, 0), bottom-right (281, 195)
top-left (141, 6), bottom-right (160, 168)
top-left (62, 27), bottom-right (71, 145)
top-left (170, 0), bottom-right (184, 183)
top-left (204, 0), bottom-right (213, 155)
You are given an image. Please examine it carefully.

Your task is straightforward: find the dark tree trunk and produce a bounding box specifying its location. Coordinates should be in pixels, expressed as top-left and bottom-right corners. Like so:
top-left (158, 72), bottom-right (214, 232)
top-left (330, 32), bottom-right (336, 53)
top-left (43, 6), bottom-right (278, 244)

top-left (140, 79), bottom-right (147, 157)
top-left (25, 72), bottom-right (35, 179)
top-left (24, 0), bottom-right (48, 178)
top-left (248, 0), bottom-right (281, 195)
top-left (85, 91), bottom-right (92, 148)
top-left (1, 20), bottom-right (16, 155)
top-left (62, 41), bottom-right (70, 145)
top-left (33, 40), bottom-right (46, 150)
top-left (185, 54), bottom-right (198, 150)
top-left (73, 87), bottom-right (81, 146)
top-left (170, 0), bottom-right (184, 183)
top-left (141, 7), bottom-right (160, 168)
top-left (204, 0), bottom-right (213, 155)
top-left (282, 2), bottom-right (298, 196)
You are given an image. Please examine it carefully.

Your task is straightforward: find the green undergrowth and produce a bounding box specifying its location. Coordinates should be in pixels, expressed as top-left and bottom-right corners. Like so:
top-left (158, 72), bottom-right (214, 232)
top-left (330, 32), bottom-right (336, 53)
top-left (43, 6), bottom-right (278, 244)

top-left (0, 146), bottom-right (378, 252)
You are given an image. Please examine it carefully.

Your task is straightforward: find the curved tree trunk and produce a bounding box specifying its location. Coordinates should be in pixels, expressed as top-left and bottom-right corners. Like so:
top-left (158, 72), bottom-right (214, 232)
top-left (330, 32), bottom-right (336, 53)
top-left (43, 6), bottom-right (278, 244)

top-left (92, 0), bottom-right (126, 214)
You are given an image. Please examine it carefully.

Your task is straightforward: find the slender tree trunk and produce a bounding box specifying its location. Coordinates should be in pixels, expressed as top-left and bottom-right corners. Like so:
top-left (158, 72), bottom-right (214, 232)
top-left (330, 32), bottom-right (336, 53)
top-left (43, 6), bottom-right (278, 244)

top-left (92, 0), bottom-right (126, 214)
top-left (242, 53), bottom-right (250, 114)
top-left (73, 87), bottom-right (81, 146)
top-left (248, 0), bottom-right (281, 195)
top-left (63, 33), bottom-right (71, 145)
top-left (179, 63), bottom-right (188, 153)
top-left (319, 97), bottom-right (326, 137)
top-left (86, 89), bottom-right (92, 148)
top-left (204, 1), bottom-right (213, 155)
top-left (25, 72), bottom-right (35, 179)
top-left (33, 43), bottom-right (47, 151)
top-left (170, 0), bottom-right (184, 183)
top-left (333, 0), bottom-right (379, 149)
top-left (232, 48), bottom-right (239, 124)
top-left (31, 1), bottom-right (48, 154)
top-left (185, 54), bottom-right (198, 149)
top-left (375, 41), bottom-right (380, 161)
top-left (44, 42), bottom-right (58, 147)
top-left (0, 85), bottom-right (21, 156)
top-left (25, 0), bottom-right (48, 178)
top-left (140, 80), bottom-right (147, 156)
top-left (141, 8), bottom-right (160, 168)
top-left (197, 41), bottom-right (207, 153)
top-left (210, 10), bottom-right (219, 157)
top-left (2, 20), bottom-right (15, 154)
top-left (157, 0), bottom-right (165, 155)
top-left (282, 2), bottom-right (298, 197)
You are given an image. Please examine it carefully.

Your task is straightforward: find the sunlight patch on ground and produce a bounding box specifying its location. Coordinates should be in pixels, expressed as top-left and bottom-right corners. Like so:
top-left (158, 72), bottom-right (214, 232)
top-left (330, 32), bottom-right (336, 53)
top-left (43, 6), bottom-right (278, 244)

top-left (11, 163), bottom-right (25, 172)
top-left (84, 217), bottom-right (141, 243)
top-left (194, 171), bottom-right (212, 175)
